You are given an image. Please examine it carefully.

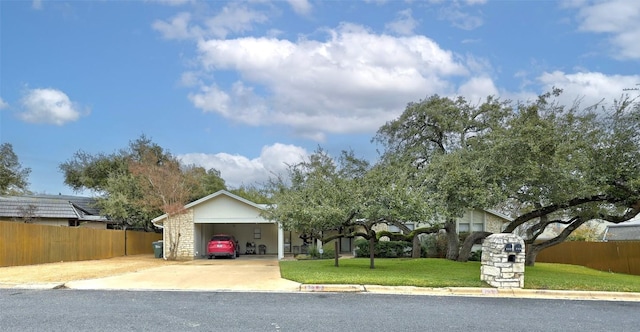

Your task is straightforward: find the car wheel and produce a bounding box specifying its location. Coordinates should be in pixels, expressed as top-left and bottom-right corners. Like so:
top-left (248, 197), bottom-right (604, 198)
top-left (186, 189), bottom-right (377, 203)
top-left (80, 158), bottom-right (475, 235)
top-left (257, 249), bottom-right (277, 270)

top-left (208, 255), bottom-right (212, 259)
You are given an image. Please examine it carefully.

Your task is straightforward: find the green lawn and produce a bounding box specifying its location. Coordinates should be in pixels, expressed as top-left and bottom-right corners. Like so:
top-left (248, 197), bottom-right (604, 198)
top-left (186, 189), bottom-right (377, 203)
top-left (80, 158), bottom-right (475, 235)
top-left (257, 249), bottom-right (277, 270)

top-left (279, 258), bottom-right (640, 292)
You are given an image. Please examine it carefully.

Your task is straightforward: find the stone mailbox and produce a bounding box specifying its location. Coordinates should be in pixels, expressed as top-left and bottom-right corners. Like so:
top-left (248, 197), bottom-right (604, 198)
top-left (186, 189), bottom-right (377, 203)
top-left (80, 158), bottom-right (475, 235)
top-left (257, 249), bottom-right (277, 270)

top-left (480, 233), bottom-right (525, 288)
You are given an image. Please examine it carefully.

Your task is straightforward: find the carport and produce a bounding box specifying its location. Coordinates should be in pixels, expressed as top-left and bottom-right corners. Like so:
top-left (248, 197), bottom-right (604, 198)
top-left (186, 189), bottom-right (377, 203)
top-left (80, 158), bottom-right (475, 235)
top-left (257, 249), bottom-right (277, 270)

top-left (152, 190), bottom-right (284, 260)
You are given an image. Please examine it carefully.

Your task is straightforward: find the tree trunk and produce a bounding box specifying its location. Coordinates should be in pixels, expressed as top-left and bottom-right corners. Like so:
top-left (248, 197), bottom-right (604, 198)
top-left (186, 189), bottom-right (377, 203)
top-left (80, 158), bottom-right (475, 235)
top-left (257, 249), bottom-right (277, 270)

top-left (457, 231), bottom-right (491, 262)
top-left (369, 233), bottom-right (375, 269)
top-left (444, 219), bottom-right (459, 260)
top-left (334, 240), bottom-right (339, 267)
top-left (412, 235), bottom-right (421, 258)
top-left (525, 244), bottom-right (543, 266)
top-left (525, 216), bottom-right (589, 266)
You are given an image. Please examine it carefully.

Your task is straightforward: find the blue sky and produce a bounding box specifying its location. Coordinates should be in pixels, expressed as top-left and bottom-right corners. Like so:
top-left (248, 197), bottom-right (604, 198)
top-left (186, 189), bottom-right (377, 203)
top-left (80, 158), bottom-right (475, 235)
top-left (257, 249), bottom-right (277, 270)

top-left (1, 0), bottom-right (639, 196)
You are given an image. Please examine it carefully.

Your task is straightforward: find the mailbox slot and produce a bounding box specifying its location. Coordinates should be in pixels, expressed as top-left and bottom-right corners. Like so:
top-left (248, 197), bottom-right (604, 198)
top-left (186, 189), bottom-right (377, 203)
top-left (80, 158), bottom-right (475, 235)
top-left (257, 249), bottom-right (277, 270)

top-left (514, 243), bottom-right (522, 253)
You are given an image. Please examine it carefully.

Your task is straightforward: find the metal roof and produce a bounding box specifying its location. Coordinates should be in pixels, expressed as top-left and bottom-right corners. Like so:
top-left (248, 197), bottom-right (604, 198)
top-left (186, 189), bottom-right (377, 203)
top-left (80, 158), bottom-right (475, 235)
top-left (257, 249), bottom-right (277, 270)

top-left (0, 196), bottom-right (111, 222)
top-left (27, 194), bottom-right (102, 215)
top-left (603, 223), bottom-right (640, 241)
top-left (0, 196), bottom-right (80, 219)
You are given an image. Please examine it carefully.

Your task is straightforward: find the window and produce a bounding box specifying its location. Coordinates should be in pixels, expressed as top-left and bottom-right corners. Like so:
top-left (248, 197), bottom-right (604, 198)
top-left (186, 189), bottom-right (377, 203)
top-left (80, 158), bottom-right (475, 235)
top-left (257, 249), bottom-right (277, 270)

top-left (458, 211), bottom-right (484, 233)
top-left (254, 227), bottom-right (261, 239)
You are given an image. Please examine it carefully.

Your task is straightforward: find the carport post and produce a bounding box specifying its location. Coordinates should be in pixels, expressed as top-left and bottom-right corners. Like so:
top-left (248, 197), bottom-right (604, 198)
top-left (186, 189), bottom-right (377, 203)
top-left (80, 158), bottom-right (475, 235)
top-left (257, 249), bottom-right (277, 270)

top-left (278, 222), bottom-right (284, 259)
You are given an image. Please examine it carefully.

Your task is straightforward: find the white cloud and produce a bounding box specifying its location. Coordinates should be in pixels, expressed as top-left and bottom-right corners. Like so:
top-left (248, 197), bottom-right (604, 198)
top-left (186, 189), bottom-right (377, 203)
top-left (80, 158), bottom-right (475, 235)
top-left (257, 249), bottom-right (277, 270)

top-left (465, 0), bottom-right (487, 5)
top-left (537, 70), bottom-right (640, 107)
top-left (153, 3), bottom-right (268, 40)
top-left (0, 97), bottom-right (8, 110)
top-left (385, 9), bottom-right (419, 36)
top-left (32, 0), bottom-right (42, 10)
top-left (287, 0), bottom-right (312, 15)
top-left (438, 5), bottom-right (484, 30)
top-left (204, 3), bottom-right (268, 39)
top-left (178, 143), bottom-right (308, 187)
top-left (457, 76), bottom-right (499, 102)
top-left (572, 0), bottom-right (640, 59)
top-left (18, 88), bottom-right (85, 125)
top-left (189, 23), bottom-right (470, 139)
top-left (152, 12), bottom-right (200, 40)
top-left (188, 84), bottom-right (231, 115)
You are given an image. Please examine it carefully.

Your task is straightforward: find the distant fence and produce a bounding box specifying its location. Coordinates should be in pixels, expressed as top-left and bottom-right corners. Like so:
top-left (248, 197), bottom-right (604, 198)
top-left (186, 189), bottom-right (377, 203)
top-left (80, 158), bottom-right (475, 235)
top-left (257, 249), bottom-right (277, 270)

top-left (537, 241), bottom-right (640, 276)
top-left (0, 221), bottom-right (162, 267)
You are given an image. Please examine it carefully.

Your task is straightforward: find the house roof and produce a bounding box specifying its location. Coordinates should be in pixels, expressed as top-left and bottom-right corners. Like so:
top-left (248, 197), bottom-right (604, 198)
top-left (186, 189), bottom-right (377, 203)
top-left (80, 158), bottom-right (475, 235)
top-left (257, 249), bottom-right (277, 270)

top-left (0, 196), bottom-right (81, 219)
top-left (603, 217), bottom-right (640, 241)
top-left (151, 190), bottom-right (266, 224)
top-left (0, 195), bottom-right (111, 222)
top-left (28, 194), bottom-right (102, 215)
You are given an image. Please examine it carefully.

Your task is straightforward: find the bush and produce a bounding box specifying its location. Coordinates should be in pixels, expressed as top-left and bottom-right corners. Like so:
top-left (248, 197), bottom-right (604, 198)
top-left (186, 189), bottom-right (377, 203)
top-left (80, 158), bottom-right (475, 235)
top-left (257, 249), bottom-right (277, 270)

top-left (354, 239), bottom-right (414, 258)
top-left (469, 250), bottom-right (482, 261)
top-left (421, 233), bottom-right (448, 258)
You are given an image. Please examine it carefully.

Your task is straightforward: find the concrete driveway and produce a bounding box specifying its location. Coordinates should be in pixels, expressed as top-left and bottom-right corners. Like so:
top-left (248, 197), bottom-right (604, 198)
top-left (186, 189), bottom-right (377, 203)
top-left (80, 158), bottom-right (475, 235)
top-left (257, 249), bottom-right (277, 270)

top-left (65, 255), bottom-right (301, 292)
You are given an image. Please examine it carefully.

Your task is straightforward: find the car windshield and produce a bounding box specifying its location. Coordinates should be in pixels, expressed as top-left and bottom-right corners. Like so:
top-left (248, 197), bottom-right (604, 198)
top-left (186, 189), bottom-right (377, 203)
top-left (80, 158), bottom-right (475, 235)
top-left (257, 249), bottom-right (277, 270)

top-left (211, 236), bottom-right (232, 242)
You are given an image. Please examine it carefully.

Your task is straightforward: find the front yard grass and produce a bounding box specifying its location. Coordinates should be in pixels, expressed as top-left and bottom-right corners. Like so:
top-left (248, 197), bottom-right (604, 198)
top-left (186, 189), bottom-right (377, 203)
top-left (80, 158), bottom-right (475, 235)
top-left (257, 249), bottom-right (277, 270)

top-left (279, 258), bottom-right (640, 292)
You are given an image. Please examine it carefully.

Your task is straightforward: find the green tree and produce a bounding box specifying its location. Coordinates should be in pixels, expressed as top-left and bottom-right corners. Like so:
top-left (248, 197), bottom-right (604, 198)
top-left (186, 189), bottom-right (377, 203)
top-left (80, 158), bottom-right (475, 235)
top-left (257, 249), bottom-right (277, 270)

top-left (263, 148), bottom-right (437, 268)
top-left (59, 135), bottom-right (228, 231)
top-left (263, 148), bottom-right (371, 267)
top-left (230, 185), bottom-right (270, 204)
top-left (184, 166), bottom-right (227, 202)
top-left (479, 91), bottom-right (640, 265)
top-left (0, 143), bottom-right (32, 195)
top-left (358, 156), bottom-right (440, 259)
top-left (374, 95), bottom-right (511, 260)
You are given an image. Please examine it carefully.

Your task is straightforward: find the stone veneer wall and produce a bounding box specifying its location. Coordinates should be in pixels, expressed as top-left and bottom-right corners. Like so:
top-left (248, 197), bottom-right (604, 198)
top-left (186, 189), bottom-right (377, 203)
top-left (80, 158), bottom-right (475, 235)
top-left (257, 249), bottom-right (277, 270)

top-left (163, 209), bottom-right (195, 260)
top-left (485, 213), bottom-right (507, 233)
top-left (480, 233), bottom-right (525, 288)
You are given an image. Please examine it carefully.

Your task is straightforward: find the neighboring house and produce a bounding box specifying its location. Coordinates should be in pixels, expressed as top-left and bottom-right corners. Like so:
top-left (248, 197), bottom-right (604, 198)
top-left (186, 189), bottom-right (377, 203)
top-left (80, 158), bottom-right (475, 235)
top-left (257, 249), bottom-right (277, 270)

top-left (375, 208), bottom-right (512, 252)
top-left (0, 195), bottom-right (116, 229)
top-left (378, 208), bottom-right (511, 235)
top-left (602, 217), bottom-right (640, 241)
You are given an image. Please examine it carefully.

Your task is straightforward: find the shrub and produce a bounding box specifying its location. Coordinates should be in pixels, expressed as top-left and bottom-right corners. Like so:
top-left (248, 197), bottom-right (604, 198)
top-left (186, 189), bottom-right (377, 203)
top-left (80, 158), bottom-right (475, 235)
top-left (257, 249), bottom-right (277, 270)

top-left (422, 233), bottom-right (448, 258)
top-left (354, 239), bottom-right (414, 258)
top-left (469, 250), bottom-right (482, 261)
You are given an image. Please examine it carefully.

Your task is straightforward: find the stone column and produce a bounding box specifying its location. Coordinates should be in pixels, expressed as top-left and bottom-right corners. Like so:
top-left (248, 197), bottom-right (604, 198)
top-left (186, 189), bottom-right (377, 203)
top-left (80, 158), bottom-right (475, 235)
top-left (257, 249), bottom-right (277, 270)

top-left (480, 233), bottom-right (525, 288)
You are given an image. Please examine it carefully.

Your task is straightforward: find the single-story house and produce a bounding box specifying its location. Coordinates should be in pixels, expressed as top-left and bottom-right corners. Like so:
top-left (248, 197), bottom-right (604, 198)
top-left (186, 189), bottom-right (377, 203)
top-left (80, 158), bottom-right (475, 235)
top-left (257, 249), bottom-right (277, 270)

top-left (152, 190), bottom-right (513, 260)
top-left (0, 195), bottom-right (116, 229)
top-left (378, 208), bottom-right (511, 234)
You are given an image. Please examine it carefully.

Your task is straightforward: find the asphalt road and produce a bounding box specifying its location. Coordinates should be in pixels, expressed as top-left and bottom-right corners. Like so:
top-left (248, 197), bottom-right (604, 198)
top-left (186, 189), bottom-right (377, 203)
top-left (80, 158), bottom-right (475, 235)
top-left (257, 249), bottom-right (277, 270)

top-left (1, 289), bottom-right (639, 331)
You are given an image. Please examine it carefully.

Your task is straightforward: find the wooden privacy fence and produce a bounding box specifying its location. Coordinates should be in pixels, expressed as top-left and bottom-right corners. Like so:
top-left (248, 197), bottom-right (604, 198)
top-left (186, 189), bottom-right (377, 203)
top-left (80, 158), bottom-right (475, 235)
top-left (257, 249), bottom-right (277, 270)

top-left (0, 221), bottom-right (162, 267)
top-left (537, 241), bottom-right (640, 276)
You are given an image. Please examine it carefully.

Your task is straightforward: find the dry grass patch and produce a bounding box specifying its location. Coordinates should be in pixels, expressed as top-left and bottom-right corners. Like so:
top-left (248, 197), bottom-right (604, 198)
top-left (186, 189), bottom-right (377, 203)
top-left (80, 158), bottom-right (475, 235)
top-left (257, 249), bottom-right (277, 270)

top-left (0, 255), bottom-right (181, 283)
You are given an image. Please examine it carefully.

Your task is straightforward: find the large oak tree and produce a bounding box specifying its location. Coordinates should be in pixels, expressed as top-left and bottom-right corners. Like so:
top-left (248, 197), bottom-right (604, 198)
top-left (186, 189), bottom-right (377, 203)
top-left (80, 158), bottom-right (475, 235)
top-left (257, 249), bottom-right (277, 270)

top-left (374, 95), bottom-right (511, 260)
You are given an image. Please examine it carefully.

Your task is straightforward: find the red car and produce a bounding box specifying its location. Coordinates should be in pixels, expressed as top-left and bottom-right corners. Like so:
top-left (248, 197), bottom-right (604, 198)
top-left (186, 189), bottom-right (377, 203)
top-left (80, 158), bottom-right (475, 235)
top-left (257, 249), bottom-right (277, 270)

top-left (207, 234), bottom-right (239, 259)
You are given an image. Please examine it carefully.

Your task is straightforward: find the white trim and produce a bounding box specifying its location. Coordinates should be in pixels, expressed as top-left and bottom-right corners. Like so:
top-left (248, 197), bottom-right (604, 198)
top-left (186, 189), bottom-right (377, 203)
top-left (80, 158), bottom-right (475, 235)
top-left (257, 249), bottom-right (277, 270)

top-left (152, 190), bottom-right (267, 225)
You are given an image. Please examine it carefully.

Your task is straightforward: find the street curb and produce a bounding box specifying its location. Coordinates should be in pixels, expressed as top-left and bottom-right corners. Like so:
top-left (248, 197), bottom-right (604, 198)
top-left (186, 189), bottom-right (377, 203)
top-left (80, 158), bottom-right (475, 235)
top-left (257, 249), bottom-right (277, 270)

top-left (300, 284), bottom-right (365, 292)
top-left (300, 284), bottom-right (640, 301)
top-left (5, 281), bottom-right (640, 302)
top-left (0, 282), bottom-right (66, 290)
